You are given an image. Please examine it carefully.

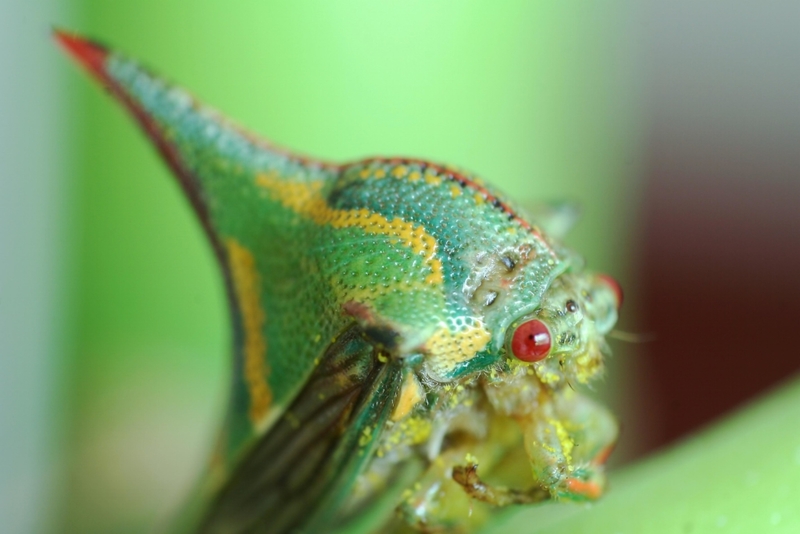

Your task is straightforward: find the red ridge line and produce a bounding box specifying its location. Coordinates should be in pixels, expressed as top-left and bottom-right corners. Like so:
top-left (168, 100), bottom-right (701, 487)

top-left (53, 29), bottom-right (112, 84)
top-left (351, 157), bottom-right (556, 255)
top-left (55, 30), bottom-right (221, 259)
top-left (55, 29), bottom-right (555, 258)
top-left (357, 157), bottom-right (531, 229)
top-left (54, 29), bottom-right (242, 339)
top-left (55, 29), bottom-right (337, 175)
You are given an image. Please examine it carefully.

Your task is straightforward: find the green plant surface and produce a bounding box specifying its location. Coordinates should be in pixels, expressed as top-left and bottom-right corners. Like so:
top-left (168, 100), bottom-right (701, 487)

top-left (483, 374), bottom-right (800, 534)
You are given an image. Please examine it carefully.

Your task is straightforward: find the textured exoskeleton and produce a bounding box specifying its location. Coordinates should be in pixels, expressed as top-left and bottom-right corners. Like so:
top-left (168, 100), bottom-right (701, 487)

top-left (58, 30), bottom-right (621, 534)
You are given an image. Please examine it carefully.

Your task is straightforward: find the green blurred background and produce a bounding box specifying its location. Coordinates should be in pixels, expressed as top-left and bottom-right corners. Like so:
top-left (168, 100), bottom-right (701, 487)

top-left (4, 1), bottom-right (646, 533)
top-left (6, 1), bottom-right (800, 533)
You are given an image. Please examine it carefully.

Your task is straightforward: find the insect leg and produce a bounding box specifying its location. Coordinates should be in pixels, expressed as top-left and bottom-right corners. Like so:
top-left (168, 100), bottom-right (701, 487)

top-left (452, 464), bottom-right (550, 506)
top-left (517, 388), bottom-right (618, 501)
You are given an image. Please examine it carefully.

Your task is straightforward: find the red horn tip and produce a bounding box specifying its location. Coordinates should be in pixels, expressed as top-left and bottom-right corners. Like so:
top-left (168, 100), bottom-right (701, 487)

top-left (53, 29), bottom-right (110, 80)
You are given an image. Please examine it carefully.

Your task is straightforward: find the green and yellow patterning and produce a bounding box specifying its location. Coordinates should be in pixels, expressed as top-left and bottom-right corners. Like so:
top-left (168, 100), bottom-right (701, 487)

top-left (58, 30), bottom-right (621, 534)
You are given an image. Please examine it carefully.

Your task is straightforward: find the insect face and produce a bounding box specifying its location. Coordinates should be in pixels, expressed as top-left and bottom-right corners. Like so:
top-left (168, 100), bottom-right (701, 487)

top-left (506, 272), bottom-right (621, 386)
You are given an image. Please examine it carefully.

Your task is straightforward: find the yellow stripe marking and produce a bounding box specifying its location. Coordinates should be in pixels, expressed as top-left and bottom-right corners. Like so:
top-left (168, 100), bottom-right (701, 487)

top-left (255, 171), bottom-right (444, 284)
top-left (423, 321), bottom-right (492, 381)
top-left (391, 372), bottom-right (425, 421)
top-left (226, 239), bottom-right (272, 424)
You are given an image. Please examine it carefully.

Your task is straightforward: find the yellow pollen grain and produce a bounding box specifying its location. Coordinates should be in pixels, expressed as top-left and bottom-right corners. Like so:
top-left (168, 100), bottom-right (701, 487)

top-left (449, 184), bottom-right (462, 198)
top-left (474, 193), bottom-right (485, 205)
top-left (377, 416), bottom-right (432, 458)
top-left (374, 168), bottom-right (386, 179)
top-left (408, 171), bottom-right (421, 182)
top-left (226, 239), bottom-right (272, 424)
top-left (359, 426), bottom-right (373, 447)
top-left (359, 168), bottom-right (371, 178)
top-left (537, 368), bottom-right (561, 385)
top-left (551, 418), bottom-right (575, 470)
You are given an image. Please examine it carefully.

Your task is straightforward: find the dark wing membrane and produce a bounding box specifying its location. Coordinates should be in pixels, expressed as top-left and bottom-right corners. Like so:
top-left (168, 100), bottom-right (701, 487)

top-left (198, 325), bottom-right (403, 534)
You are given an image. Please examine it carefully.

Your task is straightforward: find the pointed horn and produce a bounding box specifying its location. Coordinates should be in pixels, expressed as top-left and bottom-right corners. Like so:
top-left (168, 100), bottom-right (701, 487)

top-left (54, 29), bottom-right (224, 249)
top-left (53, 29), bottom-right (111, 83)
top-left (54, 30), bottom-right (336, 260)
top-left (55, 28), bottom-right (347, 424)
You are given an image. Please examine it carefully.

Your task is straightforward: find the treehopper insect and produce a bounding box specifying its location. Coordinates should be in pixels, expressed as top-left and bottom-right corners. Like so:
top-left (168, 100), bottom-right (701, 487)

top-left (56, 30), bottom-right (621, 534)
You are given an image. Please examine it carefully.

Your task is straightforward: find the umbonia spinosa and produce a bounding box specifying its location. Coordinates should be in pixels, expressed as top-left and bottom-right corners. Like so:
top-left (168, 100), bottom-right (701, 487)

top-left (56, 30), bottom-right (622, 534)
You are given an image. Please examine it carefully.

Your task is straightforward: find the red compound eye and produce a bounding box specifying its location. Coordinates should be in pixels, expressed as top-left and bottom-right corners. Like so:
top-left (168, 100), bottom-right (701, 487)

top-left (597, 274), bottom-right (623, 309)
top-left (510, 320), bottom-right (552, 362)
